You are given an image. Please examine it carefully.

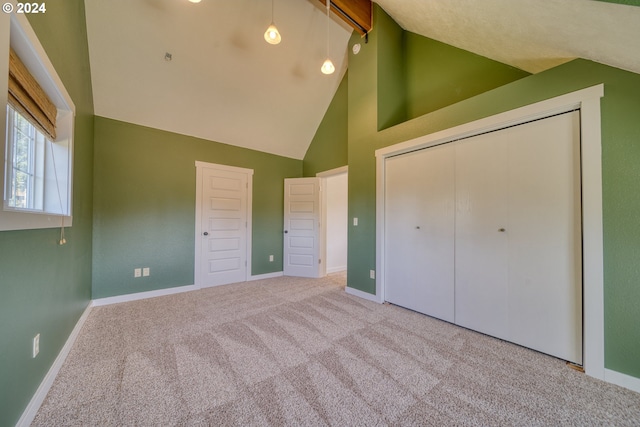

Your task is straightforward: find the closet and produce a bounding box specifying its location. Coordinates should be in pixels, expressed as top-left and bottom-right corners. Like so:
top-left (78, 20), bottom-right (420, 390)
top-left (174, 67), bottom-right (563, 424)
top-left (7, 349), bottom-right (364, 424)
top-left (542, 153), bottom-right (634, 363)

top-left (384, 111), bottom-right (583, 364)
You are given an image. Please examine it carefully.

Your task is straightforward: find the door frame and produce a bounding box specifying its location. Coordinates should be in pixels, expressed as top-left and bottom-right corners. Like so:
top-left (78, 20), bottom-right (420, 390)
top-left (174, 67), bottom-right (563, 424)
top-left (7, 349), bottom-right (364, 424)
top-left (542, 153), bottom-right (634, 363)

top-left (194, 161), bottom-right (253, 287)
top-left (375, 85), bottom-right (604, 380)
top-left (317, 165), bottom-right (348, 277)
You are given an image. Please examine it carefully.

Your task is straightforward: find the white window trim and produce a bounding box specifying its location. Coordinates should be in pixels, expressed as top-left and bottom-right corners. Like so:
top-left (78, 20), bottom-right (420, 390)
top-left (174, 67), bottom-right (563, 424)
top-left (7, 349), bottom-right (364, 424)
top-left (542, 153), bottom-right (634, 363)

top-left (374, 85), bottom-right (605, 380)
top-left (0, 12), bottom-right (75, 231)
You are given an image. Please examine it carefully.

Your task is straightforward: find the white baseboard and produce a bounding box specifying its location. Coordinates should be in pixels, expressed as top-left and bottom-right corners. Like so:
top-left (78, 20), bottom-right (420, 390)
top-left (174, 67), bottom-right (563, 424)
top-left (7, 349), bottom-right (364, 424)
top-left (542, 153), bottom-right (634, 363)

top-left (345, 286), bottom-right (383, 303)
top-left (16, 303), bottom-right (93, 427)
top-left (249, 271), bottom-right (284, 281)
top-left (327, 266), bottom-right (347, 274)
top-left (605, 368), bottom-right (640, 393)
top-left (92, 284), bottom-right (199, 307)
top-left (92, 275), bottom-right (288, 306)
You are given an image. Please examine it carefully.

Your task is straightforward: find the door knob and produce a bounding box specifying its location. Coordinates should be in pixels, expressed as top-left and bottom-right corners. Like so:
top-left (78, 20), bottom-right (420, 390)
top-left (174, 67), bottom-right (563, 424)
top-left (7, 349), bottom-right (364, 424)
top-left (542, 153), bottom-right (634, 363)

top-left (203, 232), bottom-right (209, 236)
top-left (284, 230), bottom-right (288, 234)
top-left (498, 228), bottom-right (506, 232)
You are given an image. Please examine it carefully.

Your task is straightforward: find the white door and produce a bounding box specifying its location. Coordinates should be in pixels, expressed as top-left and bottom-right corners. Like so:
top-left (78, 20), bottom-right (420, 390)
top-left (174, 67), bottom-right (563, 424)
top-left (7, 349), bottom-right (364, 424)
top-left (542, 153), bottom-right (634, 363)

top-left (284, 177), bottom-right (321, 278)
top-left (505, 111), bottom-right (582, 364)
top-left (454, 133), bottom-right (510, 340)
top-left (384, 145), bottom-right (456, 322)
top-left (198, 166), bottom-right (249, 287)
top-left (456, 111), bottom-right (582, 363)
top-left (383, 111), bottom-right (582, 364)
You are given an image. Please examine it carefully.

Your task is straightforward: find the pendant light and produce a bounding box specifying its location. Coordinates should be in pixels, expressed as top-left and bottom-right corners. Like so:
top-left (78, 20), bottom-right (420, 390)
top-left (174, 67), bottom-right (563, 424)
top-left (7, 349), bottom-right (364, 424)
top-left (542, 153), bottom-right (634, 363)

top-left (321, 0), bottom-right (335, 74)
top-left (264, 0), bottom-right (282, 45)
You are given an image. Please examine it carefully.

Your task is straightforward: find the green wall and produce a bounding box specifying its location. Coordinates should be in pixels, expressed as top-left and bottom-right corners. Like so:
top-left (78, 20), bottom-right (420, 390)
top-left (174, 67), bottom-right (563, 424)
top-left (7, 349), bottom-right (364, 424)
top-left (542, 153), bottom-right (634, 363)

top-left (404, 33), bottom-right (530, 120)
top-left (377, 8), bottom-right (407, 130)
top-left (594, 0), bottom-right (640, 6)
top-left (376, 13), bottom-right (530, 130)
top-left (303, 72), bottom-right (349, 176)
top-left (92, 117), bottom-right (302, 299)
top-left (342, 4), bottom-right (640, 379)
top-left (0, 2), bottom-right (94, 425)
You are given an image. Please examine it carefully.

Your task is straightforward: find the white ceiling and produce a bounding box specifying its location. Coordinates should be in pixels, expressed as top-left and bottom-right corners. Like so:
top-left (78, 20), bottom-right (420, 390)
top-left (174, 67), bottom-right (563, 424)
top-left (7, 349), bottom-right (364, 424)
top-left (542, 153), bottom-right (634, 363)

top-left (84, 0), bottom-right (351, 160)
top-left (84, 0), bottom-right (640, 160)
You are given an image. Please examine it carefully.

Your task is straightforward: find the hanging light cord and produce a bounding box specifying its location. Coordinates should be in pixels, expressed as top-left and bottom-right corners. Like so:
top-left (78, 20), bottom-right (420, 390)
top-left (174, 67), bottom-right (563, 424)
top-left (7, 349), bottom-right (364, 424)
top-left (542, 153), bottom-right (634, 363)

top-left (320, 0), bottom-right (335, 74)
top-left (326, 0), bottom-right (330, 55)
top-left (49, 139), bottom-right (67, 245)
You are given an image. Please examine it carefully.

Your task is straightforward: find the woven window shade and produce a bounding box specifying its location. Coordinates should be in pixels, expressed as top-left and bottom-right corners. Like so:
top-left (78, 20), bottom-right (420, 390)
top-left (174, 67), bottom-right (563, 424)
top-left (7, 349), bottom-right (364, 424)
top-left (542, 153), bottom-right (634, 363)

top-left (8, 48), bottom-right (57, 140)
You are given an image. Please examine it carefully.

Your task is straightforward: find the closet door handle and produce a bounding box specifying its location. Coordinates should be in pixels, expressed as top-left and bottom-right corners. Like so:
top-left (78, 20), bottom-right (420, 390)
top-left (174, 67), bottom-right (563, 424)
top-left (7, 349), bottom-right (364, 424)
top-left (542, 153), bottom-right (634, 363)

top-left (203, 232), bottom-right (209, 236)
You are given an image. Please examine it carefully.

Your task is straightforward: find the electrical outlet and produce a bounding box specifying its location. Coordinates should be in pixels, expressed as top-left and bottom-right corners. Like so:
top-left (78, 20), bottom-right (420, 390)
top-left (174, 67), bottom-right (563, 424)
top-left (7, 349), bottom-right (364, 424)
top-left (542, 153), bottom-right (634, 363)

top-left (143, 267), bottom-right (150, 277)
top-left (353, 217), bottom-right (358, 226)
top-left (134, 268), bottom-right (142, 278)
top-left (370, 270), bottom-right (375, 279)
top-left (33, 334), bottom-right (40, 358)
top-left (269, 255), bottom-right (274, 262)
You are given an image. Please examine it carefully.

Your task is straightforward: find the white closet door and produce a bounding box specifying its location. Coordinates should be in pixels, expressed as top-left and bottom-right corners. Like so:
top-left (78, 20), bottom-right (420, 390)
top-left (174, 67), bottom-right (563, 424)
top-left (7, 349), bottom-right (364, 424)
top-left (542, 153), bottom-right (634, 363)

top-left (384, 145), bottom-right (455, 322)
top-left (454, 134), bottom-right (510, 340)
top-left (506, 111), bottom-right (582, 364)
top-left (383, 112), bottom-right (582, 364)
top-left (455, 112), bottom-right (582, 363)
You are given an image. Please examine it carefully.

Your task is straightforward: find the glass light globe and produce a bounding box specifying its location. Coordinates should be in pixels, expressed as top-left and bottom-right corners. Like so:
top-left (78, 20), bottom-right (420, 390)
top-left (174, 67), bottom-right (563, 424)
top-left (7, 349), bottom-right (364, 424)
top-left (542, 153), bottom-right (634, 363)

top-left (264, 24), bottom-right (281, 45)
top-left (321, 58), bottom-right (335, 75)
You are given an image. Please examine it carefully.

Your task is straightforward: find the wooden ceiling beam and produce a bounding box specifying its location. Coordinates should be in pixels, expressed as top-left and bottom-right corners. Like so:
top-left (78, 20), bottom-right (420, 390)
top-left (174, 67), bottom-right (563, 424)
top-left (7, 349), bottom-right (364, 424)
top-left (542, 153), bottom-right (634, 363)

top-left (317, 0), bottom-right (372, 36)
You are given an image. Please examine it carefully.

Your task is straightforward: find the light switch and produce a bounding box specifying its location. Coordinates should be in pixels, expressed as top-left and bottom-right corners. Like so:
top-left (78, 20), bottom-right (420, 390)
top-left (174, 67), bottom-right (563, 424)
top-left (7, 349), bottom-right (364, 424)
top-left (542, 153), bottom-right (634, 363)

top-left (353, 217), bottom-right (358, 226)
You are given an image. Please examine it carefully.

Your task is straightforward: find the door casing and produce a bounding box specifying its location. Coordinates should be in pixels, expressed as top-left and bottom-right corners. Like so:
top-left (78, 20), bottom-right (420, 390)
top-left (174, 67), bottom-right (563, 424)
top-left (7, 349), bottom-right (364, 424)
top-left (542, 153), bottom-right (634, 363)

top-left (317, 166), bottom-right (348, 277)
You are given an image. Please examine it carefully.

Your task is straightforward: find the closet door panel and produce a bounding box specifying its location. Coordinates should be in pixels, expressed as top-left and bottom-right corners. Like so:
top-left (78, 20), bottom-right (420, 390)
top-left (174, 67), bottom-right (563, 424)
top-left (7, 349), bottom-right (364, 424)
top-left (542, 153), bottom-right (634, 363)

top-left (454, 134), bottom-right (509, 340)
top-left (506, 111), bottom-right (583, 364)
top-left (384, 145), bottom-right (455, 322)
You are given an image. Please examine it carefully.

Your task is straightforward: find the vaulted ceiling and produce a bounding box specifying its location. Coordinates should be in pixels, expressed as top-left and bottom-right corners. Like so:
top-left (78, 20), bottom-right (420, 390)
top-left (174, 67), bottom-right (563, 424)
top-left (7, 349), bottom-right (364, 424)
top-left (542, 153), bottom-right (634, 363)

top-left (84, 0), bottom-right (352, 160)
top-left (376, 0), bottom-right (640, 74)
top-left (84, 0), bottom-right (640, 160)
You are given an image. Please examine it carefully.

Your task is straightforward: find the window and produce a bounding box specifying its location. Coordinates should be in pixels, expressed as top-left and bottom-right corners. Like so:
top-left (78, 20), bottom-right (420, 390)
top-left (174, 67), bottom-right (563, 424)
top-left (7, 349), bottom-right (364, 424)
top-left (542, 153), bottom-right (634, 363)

top-left (1, 12), bottom-right (75, 231)
top-left (5, 103), bottom-right (69, 215)
top-left (6, 104), bottom-right (46, 211)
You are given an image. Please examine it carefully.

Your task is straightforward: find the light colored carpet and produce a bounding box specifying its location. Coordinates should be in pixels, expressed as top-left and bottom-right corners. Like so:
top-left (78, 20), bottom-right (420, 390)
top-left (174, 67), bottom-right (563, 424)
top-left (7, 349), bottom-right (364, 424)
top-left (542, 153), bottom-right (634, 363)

top-left (33, 274), bottom-right (640, 426)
